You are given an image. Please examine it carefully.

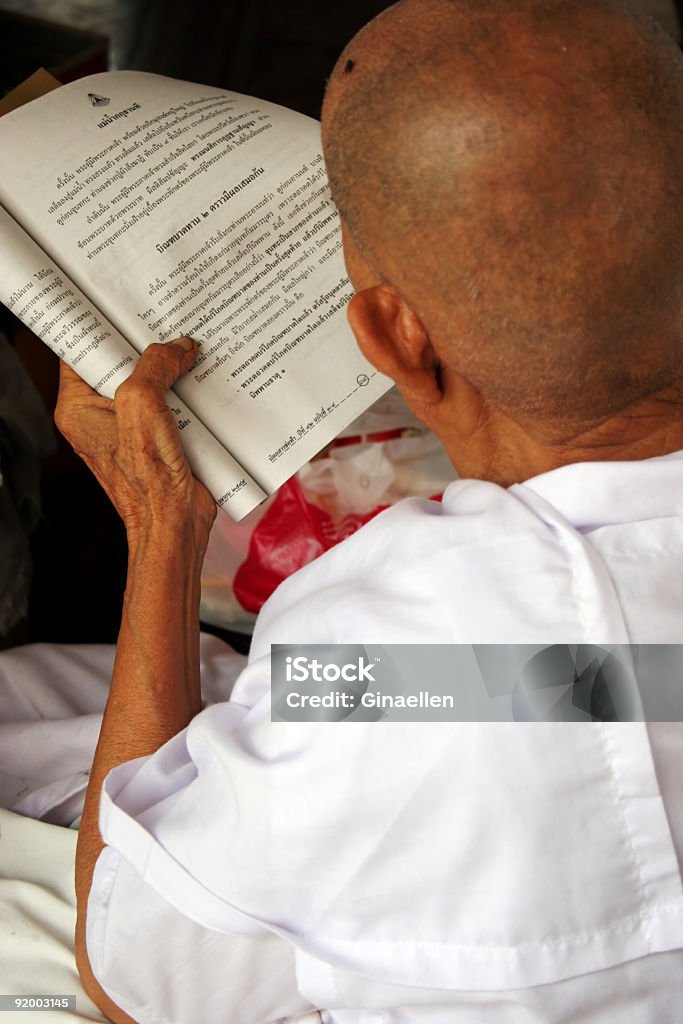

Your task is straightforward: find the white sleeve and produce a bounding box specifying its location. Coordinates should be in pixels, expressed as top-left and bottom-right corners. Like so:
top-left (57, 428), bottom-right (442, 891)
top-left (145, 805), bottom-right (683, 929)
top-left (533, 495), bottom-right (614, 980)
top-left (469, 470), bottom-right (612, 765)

top-left (87, 846), bottom-right (317, 1024)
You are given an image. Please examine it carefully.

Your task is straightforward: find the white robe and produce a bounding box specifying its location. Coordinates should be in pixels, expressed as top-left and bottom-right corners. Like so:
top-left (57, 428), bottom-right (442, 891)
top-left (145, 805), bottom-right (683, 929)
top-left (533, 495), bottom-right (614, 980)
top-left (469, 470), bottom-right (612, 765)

top-left (2, 452), bottom-right (683, 1023)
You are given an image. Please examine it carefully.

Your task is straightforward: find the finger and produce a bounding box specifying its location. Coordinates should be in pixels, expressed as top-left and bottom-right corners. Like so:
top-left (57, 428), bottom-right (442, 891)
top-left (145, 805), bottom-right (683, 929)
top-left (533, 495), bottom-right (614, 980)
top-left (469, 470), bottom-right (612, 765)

top-left (116, 338), bottom-right (198, 400)
top-left (55, 360), bottom-right (114, 435)
top-left (58, 359), bottom-right (98, 397)
top-left (58, 362), bottom-right (115, 408)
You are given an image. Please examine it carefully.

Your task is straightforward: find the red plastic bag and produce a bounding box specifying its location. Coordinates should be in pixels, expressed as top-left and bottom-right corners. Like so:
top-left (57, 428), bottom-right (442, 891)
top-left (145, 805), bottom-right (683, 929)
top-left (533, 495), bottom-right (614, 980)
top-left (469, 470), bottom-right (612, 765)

top-left (200, 394), bottom-right (456, 628)
top-left (233, 476), bottom-right (391, 613)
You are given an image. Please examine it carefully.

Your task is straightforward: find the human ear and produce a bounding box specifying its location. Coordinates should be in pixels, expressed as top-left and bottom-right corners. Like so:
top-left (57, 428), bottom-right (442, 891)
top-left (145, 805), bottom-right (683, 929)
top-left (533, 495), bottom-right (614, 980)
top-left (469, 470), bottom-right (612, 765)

top-left (347, 285), bottom-right (443, 410)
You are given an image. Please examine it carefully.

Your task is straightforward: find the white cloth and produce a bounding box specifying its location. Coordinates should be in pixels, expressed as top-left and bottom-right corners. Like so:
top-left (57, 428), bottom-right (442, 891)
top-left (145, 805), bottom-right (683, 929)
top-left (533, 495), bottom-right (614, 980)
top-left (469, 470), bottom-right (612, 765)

top-left (83, 452), bottom-right (683, 1019)
top-left (62, 455), bottom-right (683, 1019)
top-left (0, 640), bottom-right (312, 1024)
top-left (0, 635), bottom-right (246, 826)
top-left (0, 807), bottom-right (107, 1024)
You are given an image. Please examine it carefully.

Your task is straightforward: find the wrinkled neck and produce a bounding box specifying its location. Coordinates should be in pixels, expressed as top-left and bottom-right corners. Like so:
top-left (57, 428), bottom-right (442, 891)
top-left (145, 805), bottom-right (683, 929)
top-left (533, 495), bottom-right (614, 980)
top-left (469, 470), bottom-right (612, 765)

top-left (438, 381), bottom-right (683, 487)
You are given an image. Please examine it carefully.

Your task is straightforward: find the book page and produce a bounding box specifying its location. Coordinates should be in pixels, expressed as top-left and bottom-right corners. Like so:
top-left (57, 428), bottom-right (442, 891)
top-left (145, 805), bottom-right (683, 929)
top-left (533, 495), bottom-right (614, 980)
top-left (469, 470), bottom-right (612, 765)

top-left (0, 205), bottom-right (267, 519)
top-left (0, 71), bottom-right (391, 495)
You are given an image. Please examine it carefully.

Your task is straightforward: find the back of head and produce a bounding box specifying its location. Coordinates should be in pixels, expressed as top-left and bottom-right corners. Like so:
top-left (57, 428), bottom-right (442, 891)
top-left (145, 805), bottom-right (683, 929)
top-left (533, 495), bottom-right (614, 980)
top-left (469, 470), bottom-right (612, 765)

top-left (323, 0), bottom-right (683, 424)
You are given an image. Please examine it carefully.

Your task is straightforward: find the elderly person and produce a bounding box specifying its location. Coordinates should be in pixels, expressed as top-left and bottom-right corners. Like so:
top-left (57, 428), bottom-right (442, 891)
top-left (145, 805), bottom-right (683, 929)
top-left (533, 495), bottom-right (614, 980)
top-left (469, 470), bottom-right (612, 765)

top-left (55, 1), bottom-right (683, 1021)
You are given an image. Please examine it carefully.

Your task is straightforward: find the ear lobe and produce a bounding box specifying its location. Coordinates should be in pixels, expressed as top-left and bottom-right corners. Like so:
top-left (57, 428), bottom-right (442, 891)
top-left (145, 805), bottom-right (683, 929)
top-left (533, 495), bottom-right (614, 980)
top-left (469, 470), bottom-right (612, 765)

top-left (347, 285), bottom-right (443, 407)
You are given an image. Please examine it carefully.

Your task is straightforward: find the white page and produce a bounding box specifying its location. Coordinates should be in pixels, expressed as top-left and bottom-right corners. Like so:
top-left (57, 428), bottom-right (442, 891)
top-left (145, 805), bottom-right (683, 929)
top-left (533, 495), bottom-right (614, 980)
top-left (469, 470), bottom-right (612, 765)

top-left (0, 205), bottom-right (267, 519)
top-left (0, 71), bottom-right (391, 494)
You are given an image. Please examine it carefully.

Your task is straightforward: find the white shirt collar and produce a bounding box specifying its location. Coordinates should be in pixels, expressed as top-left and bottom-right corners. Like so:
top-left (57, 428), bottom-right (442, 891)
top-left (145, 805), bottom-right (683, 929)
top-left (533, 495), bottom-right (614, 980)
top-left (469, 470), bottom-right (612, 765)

top-left (510, 449), bottom-right (683, 531)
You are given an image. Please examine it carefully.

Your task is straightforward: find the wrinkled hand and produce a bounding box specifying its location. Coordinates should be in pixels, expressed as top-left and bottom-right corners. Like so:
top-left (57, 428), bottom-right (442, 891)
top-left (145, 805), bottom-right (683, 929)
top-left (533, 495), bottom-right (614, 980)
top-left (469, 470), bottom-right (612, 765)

top-left (55, 338), bottom-right (216, 552)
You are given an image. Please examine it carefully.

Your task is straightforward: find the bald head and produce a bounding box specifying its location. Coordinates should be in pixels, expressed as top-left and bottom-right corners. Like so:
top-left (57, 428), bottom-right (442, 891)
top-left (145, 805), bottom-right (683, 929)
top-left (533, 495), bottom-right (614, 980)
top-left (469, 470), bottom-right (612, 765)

top-left (323, 0), bottom-right (683, 423)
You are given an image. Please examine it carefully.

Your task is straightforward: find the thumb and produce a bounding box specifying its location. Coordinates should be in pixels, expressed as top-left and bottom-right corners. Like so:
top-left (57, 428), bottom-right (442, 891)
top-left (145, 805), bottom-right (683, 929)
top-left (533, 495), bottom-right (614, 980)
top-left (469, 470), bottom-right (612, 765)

top-left (116, 338), bottom-right (199, 400)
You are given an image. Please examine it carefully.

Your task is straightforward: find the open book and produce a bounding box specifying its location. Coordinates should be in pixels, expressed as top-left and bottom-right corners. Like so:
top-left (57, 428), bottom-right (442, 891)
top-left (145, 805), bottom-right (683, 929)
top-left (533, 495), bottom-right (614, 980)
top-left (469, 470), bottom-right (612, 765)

top-left (0, 70), bottom-right (391, 520)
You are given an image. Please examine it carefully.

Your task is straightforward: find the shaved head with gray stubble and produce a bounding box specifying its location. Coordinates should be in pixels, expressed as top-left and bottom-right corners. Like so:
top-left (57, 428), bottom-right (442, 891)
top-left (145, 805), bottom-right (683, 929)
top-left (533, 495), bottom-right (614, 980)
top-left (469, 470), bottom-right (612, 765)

top-left (323, 0), bottom-right (683, 428)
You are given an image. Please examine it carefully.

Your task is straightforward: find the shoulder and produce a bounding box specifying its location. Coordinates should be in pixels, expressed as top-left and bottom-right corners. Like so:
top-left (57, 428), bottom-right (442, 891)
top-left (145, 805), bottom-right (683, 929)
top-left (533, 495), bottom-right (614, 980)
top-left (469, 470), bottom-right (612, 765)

top-left (250, 479), bottom-right (564, 652)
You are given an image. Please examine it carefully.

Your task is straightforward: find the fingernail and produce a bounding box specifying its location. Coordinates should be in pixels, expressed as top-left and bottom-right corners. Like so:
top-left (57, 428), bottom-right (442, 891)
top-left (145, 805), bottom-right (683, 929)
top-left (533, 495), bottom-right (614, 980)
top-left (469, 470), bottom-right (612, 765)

top-left (170, 337), bottom-right (196, 352)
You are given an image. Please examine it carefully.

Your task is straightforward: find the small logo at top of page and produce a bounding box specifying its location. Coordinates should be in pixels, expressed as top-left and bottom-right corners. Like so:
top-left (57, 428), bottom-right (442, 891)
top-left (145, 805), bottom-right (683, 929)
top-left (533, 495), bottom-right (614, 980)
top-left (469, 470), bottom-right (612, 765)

top-left (87, 93), bottom-right (110, 107)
